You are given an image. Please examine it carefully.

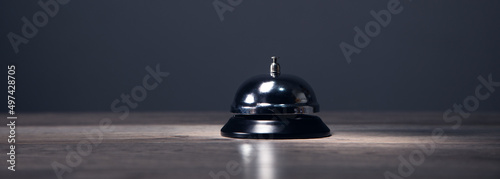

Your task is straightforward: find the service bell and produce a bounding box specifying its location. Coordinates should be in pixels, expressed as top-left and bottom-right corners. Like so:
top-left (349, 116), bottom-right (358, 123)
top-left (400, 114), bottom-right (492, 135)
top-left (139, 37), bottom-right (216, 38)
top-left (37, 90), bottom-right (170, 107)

top-left (221, 56), bottom-right (331, 139)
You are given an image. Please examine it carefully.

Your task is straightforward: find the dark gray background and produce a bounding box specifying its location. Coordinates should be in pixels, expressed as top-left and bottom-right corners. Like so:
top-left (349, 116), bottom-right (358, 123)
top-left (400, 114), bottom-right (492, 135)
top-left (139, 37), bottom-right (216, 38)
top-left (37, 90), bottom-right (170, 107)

top-left (1, 0), bottom-right (499, 112)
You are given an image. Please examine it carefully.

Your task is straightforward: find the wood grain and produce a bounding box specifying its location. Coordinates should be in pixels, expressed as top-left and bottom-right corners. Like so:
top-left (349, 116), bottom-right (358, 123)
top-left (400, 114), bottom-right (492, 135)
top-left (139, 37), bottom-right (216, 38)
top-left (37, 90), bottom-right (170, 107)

top-left (1, 112), bottom-right (499, 179)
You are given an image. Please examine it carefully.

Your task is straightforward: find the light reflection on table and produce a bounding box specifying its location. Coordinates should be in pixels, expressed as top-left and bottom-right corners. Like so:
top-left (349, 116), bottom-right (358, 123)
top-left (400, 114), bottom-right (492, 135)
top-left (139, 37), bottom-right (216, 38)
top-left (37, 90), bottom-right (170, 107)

top-left (239, 142), bottom-right (279, 179)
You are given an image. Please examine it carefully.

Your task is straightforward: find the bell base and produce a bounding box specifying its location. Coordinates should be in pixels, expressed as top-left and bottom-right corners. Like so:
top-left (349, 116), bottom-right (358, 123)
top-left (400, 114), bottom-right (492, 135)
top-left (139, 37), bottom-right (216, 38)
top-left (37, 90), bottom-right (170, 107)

top-left (221, 114), bottom-right (331, 139)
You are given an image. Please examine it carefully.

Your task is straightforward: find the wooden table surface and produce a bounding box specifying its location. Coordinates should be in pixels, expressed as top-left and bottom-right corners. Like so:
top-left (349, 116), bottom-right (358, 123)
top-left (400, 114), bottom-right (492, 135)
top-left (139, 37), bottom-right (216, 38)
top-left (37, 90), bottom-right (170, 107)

top-left (1, 112), bottom-right (499, 179)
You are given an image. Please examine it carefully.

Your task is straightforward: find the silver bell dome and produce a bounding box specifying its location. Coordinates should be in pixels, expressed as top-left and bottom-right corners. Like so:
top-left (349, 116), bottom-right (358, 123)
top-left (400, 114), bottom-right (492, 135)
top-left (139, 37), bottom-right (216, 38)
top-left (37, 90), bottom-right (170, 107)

top-left (230, 57), bottom-right (320, 114)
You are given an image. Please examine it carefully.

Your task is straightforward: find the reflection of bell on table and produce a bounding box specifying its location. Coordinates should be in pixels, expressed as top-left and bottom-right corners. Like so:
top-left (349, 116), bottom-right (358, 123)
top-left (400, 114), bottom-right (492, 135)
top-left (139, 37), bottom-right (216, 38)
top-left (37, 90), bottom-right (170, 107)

top-left (221, 56), bottom-right (331, 139)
